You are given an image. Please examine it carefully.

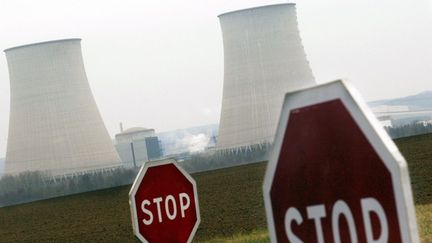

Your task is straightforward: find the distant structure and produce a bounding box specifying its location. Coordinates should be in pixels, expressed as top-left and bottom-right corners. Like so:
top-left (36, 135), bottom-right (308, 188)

top-left (4, 39), bottom-right (121, 176)
top-left (115, 127), bottom-right (162, 167)
top-left (206, 134), bottom-right (217, 150)
top-left (216, 4), bottom-right (316, 150)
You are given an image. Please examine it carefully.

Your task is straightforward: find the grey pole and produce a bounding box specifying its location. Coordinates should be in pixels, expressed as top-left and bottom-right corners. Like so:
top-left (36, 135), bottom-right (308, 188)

top-left (131, 142), bottom-right (137, 168)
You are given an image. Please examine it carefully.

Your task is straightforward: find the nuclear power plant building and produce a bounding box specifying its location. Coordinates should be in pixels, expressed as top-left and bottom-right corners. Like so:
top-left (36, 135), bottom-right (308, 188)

top-left (114, 127), bottom-right (162, 167)
top-left (4, 39), bottom-right (121, 176)
top-left (216, 4), bottom-right (316, 150)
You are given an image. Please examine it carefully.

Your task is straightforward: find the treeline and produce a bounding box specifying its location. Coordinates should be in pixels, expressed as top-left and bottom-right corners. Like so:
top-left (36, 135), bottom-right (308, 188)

top-left (3, 124), bottom-right (432, 207)
top-left (179, 143), bottom-right (270, 173)
top-left (385, 121), bottom-right (432, 139)
top-left (0, 167), bottom-right (139, 207)
top-left (0, 143), bottom-right (269, 207)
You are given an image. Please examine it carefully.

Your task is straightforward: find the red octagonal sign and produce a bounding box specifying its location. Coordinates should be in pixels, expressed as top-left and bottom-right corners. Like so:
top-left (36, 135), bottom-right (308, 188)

top-left (264, 81), bottom-right (419, 243)
top-left (129, 159), bottom-right (200, 242)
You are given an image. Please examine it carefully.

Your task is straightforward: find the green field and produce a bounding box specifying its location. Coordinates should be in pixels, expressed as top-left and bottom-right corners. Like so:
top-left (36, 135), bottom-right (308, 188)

top-left (0, 134), bottom-right (431, 242)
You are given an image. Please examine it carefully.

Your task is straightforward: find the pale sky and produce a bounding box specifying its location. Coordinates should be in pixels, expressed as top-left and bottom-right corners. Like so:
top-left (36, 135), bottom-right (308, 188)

top-left (1, 0), bottom-right (432, 157)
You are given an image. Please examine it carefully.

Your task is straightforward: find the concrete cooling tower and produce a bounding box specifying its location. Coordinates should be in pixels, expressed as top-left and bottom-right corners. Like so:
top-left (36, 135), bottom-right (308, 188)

top-left (4, 39), bottom-right (121, 176)
top-left (216, 4), bottom-right (316, 150)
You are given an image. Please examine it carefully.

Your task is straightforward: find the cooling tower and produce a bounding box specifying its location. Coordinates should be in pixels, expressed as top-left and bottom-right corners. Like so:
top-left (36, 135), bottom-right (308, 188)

top-left (4, 39), bottom-right (121, 175)
top-left (216, 4), bottom-right (316, 150)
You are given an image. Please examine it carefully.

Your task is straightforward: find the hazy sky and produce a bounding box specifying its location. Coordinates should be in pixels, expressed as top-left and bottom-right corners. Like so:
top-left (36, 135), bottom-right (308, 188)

top-left (1, 0), bottom-right (432, 157)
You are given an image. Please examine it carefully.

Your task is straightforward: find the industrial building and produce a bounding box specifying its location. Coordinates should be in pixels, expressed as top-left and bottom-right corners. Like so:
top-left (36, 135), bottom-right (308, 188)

top-left (4, 39), bottom-right (122, 176)
top-left (216, 4), bottom-right (316, 150)
top-left (115, 127), bottom-right (162, 167)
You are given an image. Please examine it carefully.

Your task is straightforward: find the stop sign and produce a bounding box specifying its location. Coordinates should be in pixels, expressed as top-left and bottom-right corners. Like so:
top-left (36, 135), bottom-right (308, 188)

top-left (263, 80), bottom-right (419, 243)
top-left (129, 158), bottom-right (200, 243)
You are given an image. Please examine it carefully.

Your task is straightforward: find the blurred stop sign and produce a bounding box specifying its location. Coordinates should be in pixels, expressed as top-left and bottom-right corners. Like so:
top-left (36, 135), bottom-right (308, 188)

top-left (263, 80), bottom-right (419, 243)
top-left (129, 159), bottom-right (200, 242)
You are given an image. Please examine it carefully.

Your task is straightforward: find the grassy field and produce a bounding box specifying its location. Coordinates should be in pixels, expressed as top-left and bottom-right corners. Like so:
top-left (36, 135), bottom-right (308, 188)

top-left (396, 134), bottom-right (432, 242)
top-left (0, 134), bottom-right (431, 242)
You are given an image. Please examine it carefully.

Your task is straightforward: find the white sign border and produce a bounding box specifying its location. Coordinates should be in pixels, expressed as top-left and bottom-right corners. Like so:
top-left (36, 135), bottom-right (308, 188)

top-left (263, 80), bottom-right (419, 243)
top-left (129, 158), bottom-right (201, 243)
